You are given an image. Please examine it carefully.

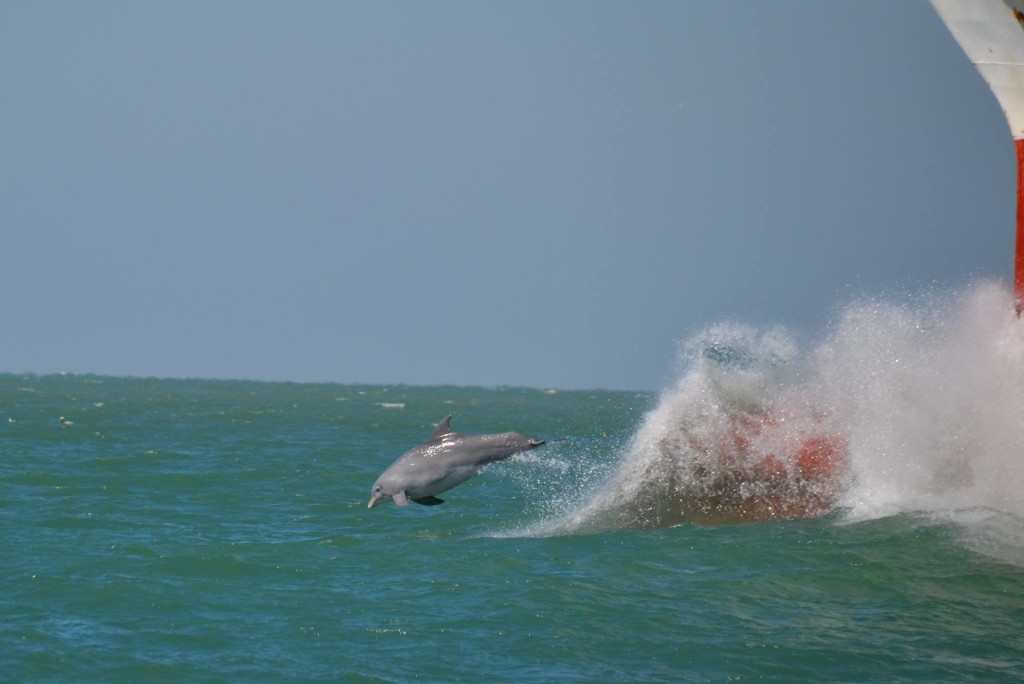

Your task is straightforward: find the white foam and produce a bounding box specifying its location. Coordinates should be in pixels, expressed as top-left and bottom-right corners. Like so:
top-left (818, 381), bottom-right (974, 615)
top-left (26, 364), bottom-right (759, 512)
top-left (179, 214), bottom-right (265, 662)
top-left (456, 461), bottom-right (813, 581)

top-left (819, 282), bottom-right (1024, 521)
top-left (534, 281), bottom-right (1024, 539)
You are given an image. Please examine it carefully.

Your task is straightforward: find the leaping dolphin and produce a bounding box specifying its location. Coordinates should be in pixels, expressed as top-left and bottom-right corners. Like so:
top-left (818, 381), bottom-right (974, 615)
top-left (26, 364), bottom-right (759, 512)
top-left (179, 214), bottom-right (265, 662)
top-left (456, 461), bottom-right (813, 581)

top-left (368, 415), bottom-right (545, 508)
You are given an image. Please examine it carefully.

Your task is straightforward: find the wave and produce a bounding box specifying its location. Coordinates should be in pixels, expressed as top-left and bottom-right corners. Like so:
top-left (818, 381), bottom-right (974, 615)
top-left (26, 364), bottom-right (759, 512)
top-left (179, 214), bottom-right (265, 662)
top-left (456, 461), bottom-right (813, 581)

top-left (533, 281), bottom-right (1024, 538)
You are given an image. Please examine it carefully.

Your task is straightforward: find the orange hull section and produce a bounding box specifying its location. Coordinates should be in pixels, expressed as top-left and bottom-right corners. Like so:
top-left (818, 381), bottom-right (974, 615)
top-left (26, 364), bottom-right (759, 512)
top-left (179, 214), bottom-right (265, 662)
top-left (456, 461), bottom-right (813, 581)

top-left (1015, 138), bottom-right (1024, 310)
top-left (677, 412), bottom-right (849, 524)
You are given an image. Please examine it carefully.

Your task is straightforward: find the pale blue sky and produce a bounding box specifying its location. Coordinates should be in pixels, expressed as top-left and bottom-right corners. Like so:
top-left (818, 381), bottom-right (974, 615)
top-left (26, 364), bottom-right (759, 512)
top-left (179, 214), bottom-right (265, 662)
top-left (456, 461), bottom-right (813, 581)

top-left (0, 1), bottom-right (1012, 390)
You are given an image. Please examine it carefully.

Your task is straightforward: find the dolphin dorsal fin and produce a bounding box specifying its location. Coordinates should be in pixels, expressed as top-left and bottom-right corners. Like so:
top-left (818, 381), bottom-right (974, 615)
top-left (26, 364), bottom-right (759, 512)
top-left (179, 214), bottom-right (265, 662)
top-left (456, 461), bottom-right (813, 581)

top-left (430, 415), bottom-right (454, 440)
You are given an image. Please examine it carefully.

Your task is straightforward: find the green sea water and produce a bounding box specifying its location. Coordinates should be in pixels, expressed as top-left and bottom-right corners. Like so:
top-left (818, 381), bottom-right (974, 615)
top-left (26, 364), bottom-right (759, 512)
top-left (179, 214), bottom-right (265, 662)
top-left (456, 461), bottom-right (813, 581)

top-left (2, 372), bottom-right (1023, 682)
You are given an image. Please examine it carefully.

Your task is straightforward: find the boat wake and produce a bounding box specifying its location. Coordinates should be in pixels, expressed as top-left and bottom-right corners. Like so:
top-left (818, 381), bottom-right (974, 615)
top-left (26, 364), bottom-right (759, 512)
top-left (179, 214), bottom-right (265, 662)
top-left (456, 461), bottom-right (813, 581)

top-left (524, 281), bottom-right (1024, 541)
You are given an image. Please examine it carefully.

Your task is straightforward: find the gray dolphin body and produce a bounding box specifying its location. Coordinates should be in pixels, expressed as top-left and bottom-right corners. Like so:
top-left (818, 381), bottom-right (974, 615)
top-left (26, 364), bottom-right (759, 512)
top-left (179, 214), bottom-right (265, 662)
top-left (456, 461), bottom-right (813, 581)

top-left (368, 415), bottom-right (544, 508)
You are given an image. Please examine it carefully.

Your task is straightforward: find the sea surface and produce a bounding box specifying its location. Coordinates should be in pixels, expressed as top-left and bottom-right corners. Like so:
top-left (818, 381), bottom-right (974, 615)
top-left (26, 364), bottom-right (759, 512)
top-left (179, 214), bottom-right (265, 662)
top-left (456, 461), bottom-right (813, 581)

top-left (4, 285), bottom-right (1024, 682)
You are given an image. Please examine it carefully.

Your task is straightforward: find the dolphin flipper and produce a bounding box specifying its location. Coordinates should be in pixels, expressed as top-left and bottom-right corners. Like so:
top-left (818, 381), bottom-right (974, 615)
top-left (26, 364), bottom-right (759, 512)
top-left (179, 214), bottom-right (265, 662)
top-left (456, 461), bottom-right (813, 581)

top-left (412, 496), bottom-right (445, 506)
top-left (393, 490), bottom-right (409, 507)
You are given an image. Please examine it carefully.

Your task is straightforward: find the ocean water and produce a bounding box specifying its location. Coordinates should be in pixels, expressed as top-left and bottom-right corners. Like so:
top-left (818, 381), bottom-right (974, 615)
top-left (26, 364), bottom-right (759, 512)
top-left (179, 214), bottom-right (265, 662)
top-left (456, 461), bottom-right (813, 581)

top-left (4, 283), bottom-right (1024, 682)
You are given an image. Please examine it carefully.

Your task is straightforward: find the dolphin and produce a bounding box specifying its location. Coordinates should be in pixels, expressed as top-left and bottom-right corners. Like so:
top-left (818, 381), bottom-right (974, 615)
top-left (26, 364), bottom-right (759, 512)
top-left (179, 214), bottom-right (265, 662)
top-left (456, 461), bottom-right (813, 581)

top-left (368, 415), bottom-right (545, 508)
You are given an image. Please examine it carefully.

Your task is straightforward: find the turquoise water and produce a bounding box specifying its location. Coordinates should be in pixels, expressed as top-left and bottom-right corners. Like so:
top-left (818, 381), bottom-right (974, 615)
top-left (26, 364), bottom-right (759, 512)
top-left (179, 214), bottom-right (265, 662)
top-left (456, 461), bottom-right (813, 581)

top-left (2, 371), bottom-right (1023, 682)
